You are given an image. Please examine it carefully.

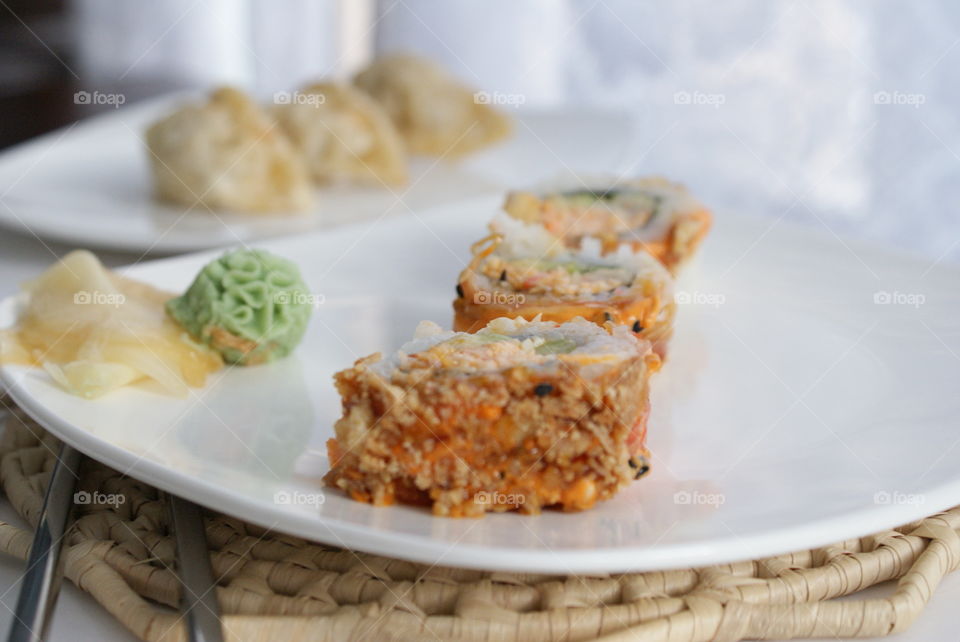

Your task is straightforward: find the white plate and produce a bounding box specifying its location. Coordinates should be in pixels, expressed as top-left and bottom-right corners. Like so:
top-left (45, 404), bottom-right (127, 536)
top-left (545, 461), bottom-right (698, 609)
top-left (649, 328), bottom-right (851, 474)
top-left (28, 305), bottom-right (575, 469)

top-left (2, 196), bottom-right (959, 573)
top-left (0, 94), bottom-right (633, 254)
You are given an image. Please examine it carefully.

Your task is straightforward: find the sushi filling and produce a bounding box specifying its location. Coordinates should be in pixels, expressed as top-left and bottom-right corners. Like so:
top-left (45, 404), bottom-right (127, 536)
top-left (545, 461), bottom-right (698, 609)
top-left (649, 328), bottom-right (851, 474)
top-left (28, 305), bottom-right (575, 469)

top-left (504, 177), bottom-right (708, 250)
top-left (477, 213), bottom-right (670, 302)
top-left (371, 317), bottom-right (642, 380)
top-left (454, 213), bottom-right (675, 355)
top-left (478, 256), bottom-right (633, 298)
top-left (559, 187), bottom-right (664, 235)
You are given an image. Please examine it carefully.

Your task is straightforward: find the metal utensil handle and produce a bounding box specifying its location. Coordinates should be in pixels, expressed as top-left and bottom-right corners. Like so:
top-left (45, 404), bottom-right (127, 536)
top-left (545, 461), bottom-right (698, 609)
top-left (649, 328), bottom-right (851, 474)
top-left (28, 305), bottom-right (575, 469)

top-left (168, 495), bottom-right (223, 642)
top-left (7, 444), bottom-right (81, 642)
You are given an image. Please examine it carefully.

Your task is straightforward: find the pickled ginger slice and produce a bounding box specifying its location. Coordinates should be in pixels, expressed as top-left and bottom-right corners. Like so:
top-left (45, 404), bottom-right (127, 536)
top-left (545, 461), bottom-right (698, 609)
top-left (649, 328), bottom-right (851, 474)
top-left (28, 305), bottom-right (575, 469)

top-left (1, 250), bottom-right (222, 398)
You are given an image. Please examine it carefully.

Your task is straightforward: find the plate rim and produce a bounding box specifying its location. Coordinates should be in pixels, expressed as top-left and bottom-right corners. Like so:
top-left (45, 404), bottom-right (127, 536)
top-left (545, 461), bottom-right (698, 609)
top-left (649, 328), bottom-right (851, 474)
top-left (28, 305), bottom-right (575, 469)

top-left (0, 94), bottom-right (635, 255)
top-left (2, 199), bottom-right (960, 573)
top-left (5, 355), bottom-right (960, 573)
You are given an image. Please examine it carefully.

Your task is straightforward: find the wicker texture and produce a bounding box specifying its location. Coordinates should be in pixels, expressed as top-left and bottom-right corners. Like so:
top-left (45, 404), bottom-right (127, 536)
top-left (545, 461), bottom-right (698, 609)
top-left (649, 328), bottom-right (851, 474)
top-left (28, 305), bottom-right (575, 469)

top-left (1, 404), bottom-right (959, 642)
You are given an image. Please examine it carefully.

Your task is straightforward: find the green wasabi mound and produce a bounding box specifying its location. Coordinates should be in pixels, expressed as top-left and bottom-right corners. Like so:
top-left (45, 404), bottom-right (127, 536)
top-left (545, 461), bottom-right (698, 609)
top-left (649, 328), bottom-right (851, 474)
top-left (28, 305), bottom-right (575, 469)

top-left (166, 249), bottom-right (313, 365)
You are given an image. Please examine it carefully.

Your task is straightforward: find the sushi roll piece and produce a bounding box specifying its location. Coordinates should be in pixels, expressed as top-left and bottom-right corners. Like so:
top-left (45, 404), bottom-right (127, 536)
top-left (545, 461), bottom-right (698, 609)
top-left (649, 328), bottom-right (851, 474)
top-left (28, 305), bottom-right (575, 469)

top-left (454, 213), bottom-right (675, 356)
top-left (503, 177), bottom-right (712, 273)
top-left (324, 317), bottom-right (659, 517)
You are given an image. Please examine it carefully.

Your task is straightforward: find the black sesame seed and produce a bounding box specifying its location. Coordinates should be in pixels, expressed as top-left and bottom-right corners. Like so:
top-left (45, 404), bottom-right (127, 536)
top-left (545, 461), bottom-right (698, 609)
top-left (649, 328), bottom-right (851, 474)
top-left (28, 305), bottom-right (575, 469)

top-left (604, 312), bottom-right (613, 322)
top-left (632, 320), bottom-right (643, 333)
top-left (628, 456), bottom-right (651, 479)
top-left (534, 383), bottom-right (553, 397)
top-left (500, 270), bottom-right (507, 281)
top-left (456, 284), bottom-right (464, 298)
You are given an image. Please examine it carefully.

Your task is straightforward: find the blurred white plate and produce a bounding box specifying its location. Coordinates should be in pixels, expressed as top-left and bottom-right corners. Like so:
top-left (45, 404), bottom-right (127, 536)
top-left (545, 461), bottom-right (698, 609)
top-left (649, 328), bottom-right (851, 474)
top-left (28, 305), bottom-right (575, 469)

top-left (0, 94), bottom-right (633, 254)
top-left (2, 195), bottom-right (960, 573)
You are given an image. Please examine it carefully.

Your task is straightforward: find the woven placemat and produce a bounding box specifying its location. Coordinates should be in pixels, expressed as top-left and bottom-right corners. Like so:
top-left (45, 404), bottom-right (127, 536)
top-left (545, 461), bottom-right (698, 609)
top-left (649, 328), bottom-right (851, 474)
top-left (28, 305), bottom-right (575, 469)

top-left (1, 403), bottom-right (959, 642)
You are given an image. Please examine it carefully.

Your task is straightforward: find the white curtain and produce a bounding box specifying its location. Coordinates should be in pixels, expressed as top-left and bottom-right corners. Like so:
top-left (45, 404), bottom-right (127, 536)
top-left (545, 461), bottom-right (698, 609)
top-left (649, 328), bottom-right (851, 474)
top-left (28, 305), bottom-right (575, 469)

top-left (71, 0), bottom-right (369, 94)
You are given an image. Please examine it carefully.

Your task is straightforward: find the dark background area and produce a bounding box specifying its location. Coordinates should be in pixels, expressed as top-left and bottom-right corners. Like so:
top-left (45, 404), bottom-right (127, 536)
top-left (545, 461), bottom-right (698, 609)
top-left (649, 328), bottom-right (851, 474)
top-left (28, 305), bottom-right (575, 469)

top-left (0, 0), bottom-right (181, 149)
top-left (0, 0), bottom-right (76, 148)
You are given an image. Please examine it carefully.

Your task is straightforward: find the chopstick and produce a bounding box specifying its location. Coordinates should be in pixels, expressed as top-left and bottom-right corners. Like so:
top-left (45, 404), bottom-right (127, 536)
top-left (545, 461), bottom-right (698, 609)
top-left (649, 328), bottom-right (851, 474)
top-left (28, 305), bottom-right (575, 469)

top-left (167, 494), bottom-right (223, 642)
top-left (2, 422), bottom-right (222, 641)
top-left (7, 444), bottom-right (81, 642)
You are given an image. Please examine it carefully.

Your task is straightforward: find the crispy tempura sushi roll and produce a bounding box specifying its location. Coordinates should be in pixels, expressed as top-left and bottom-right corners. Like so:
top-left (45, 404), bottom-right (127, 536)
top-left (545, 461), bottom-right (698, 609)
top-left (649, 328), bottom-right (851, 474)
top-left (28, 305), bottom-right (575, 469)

top-left (503, 177), bottom-right (711, 273)
top-left (454, 214), bottom-right (675, 356)
top-left (324, 317), bottom-right (659, 517)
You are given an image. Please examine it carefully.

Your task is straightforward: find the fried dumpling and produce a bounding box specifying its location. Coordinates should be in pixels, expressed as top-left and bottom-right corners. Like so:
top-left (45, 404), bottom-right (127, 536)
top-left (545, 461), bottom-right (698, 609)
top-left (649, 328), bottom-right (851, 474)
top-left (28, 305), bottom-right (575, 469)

top-left (271, 83), bottom-right (407, 186)
top-left (354, 54), bottom-right (512, 158)
top-left (145, 87), bottom-right (313, 213)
